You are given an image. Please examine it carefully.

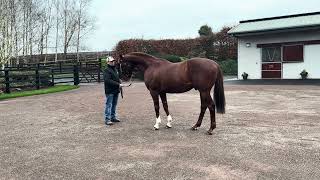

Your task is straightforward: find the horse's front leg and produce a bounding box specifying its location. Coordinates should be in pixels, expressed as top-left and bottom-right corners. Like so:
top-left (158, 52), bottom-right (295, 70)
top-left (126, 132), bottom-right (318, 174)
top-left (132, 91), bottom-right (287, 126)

top-left (160, 93), bottom-right (172, 128)
top-left (150, 90), bottom-right (161, 130)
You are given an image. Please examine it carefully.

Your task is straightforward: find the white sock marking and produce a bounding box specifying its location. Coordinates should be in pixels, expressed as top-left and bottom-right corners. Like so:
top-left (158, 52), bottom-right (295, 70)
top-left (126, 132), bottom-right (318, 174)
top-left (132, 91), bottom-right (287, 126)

top-left (154, 116), bottom-right (161, 129)
top-left (166, 115), bottom-right (172, 128)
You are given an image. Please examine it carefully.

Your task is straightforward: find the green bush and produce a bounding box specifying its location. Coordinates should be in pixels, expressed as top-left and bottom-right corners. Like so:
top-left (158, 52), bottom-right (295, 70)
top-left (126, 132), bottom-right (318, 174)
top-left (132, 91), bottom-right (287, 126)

top-left (161, 54), bottom-right (182, 63)
top-left (100, 59), bottom-right (107, 70)
top-left (218, 59), bottom-right (238, 75)
top-left (0, 77), bottom-right (4, 90)
top-left (152, 53), bottom-right (182, 63)
top-left (300, 69), bottom-right (308, 79)
top-left (242, 72), bottom-right (248, 80)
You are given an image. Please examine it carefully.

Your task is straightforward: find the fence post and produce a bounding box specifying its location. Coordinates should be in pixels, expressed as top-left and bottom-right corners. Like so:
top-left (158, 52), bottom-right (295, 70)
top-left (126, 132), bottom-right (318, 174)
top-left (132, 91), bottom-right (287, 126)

top-left (59, 61), bottom-right (62, 73)
top-left (98, 58), bottom-right (102, 83)
top-left (51, 68), bottom-right (55, 86)
top-left (73, 64), bottom-right (79, 85)
top-left (35, 67), bottom-right (40, 90)
top-left (4, 69), bottom-right (10, 93)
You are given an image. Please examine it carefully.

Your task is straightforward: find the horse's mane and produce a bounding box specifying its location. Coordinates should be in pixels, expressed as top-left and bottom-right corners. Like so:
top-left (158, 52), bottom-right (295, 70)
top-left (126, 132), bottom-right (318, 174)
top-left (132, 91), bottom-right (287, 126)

top-left (128, 52), bottom-right (168, 62)
top-left (128, 52), bottom-right (155, 59)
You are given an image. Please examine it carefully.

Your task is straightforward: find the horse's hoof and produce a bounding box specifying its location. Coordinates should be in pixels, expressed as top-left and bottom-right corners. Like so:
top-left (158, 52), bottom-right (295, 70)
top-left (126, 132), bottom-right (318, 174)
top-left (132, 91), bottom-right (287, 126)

top-left (166, 125), bottom-right (172, 129)
top-left (191, 127), bottom-right (198, 131)
top-left (206, 131), bottom-right (213, 135)
top-left (154, 127), bottom-right (159, 130)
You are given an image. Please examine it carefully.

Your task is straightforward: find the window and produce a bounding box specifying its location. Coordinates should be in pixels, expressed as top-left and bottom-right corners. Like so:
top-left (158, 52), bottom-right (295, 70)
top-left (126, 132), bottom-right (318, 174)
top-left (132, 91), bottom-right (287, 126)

top-left (262, 47), bottom-right (281, 62)
top-left (261, 45), bottom-right (304, 63)
top-left (283, 45), bottom-right (303, 62)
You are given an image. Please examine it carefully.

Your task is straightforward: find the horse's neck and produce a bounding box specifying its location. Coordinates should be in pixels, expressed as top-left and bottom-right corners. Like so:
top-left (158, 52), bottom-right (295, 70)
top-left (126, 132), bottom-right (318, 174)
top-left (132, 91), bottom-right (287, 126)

top-left (129, 56), bottom-right (158, 72)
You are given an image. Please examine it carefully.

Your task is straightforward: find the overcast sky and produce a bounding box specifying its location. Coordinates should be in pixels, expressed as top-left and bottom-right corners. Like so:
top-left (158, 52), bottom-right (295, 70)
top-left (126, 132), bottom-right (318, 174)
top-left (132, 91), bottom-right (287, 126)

top-left (86, 0), bottom-right (320, 51)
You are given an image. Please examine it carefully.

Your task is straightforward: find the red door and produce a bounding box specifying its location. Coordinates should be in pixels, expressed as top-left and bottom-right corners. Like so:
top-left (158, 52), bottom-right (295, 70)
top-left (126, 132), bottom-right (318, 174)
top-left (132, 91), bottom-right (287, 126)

top-left (261, 62), bottom-right (282, 79)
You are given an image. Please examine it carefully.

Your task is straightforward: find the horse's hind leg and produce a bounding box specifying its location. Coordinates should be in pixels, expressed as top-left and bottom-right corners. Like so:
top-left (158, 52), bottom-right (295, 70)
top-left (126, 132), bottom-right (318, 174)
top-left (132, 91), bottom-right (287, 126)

top-left (160, 93), bottom-right (172, 128)
top-left (191, 91), bottom-right (207, 130)
top-left (150, 90), bottom-right (161, 130)
top-left (206, 92), bottom-right (216, 135)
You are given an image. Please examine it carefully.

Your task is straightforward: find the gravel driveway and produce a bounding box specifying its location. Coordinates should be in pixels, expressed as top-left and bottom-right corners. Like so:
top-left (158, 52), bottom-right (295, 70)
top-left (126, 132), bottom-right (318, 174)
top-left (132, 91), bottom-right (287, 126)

top-left (1, 82), bottom-right (320, 179)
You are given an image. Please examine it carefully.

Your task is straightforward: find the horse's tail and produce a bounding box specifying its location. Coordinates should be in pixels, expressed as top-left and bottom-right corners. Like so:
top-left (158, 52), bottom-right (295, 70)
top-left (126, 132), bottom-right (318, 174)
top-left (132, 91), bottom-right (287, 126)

top-left (214, 67), bottom-right (226, 114)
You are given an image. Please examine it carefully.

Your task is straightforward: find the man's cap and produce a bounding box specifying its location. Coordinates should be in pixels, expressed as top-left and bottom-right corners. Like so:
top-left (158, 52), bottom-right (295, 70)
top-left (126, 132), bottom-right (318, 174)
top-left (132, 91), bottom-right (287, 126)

top-left (107, 57), bottom-right (115, 62)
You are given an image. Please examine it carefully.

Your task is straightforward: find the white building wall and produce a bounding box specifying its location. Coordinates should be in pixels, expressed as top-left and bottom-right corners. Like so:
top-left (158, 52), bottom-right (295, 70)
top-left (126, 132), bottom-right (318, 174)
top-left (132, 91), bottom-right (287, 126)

top-left (283, 45), bottom-right (320, 79)
top-left (238, 30), bottom-right (320, 79)
top-left (238, 39), bottom-right (261, 79)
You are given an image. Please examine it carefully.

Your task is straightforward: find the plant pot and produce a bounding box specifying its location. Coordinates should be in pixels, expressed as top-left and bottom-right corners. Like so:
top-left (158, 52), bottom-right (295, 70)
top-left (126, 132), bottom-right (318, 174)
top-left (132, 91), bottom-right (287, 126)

top-left (301, 75), bottom-right (308, 80)
top-left (242, 74), bottom-right (248, 80)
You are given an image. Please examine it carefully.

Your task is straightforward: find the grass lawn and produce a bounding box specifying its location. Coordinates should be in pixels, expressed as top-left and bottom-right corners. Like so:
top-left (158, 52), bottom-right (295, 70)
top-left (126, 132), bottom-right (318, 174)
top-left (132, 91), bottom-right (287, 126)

top-left (0, 85), bottom-right (79, 101)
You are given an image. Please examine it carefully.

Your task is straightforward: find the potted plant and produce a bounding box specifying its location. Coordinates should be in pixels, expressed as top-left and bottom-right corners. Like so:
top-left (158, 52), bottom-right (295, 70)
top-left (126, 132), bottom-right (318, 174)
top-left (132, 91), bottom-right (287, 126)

top-left (242, 72), bottom-right (248, 80)
top-left (300, 69), bottom-right (308, 79)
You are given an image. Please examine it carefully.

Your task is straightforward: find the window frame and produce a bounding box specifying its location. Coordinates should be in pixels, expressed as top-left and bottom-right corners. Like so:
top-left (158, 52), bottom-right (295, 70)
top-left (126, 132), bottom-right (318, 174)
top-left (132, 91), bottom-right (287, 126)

top-left (261, 46), bottom-right (282, 62)
top-left (260, 44), bottom-right (304, 63)
top-left (282, 44), bottom-right (304, 63)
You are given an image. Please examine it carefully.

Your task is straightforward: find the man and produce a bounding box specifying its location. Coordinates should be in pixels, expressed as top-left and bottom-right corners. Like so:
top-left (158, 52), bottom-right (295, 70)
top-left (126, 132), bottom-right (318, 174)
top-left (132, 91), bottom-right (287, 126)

top-left (104, 57), bottom-right (123, 126)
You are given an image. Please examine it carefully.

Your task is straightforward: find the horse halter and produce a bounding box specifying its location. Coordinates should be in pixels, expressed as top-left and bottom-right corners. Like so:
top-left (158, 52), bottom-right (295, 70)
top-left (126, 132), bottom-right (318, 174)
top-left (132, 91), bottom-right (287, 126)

top-left (119, 61), bottom-right (133, 85)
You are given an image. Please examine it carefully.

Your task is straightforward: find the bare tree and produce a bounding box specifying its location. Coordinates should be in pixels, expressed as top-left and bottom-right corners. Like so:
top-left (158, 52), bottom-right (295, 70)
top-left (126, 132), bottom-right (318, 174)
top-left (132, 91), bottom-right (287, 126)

top-left (36, 0), bottom-right (54, 62)
top-left (54, 0), bottom-right (60, 61)
top-left (0, 0), bottom-right (95, 67)
top-left (10, 0), bottom-right (19, 62)
top-left (75, 0), bottom-right (93, 62)
top-left (44, 0), bottom-right (54, 62)
top-left (61, 0), bottom-right (77, 59)
top-left (76, 0), bottom-right (83, 62)
top-left (0, 0), bottom-right (12, 67)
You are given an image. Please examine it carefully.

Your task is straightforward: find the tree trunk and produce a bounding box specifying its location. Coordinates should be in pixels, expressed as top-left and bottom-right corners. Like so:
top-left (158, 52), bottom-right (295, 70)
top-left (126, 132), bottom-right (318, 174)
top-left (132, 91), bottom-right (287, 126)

top-left (63, 0), bottom-right (68, 60)
top-left (29, 0), bottom-right (33, 57)
top-left (76, 0), bottom-right (83, 62)
top-left (55, 0), bottom-right (59, 62)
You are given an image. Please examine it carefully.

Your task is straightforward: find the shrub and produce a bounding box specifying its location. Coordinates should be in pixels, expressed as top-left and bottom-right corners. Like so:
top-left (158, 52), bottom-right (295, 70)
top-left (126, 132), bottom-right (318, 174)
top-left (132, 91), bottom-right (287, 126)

top-left (152, 53), bottom-right (182, 63)
top-left (300, 69), bottom-right (308, 79)
top-left (0, 77), bottom-right (4, 90)
top-left (242, 72), bottom-right (248, 80)
top-left (100, 58), bottom-right (107, 70)
top-left (218, 59), bottom-right (237, 75)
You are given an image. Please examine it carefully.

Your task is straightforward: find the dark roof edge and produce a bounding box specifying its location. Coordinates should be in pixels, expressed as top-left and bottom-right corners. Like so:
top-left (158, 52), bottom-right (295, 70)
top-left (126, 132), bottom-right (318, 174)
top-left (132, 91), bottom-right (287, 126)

top-left (228, 25), bottom-right (320, 36)
top-left (240, 11), bottom-right (320, 23)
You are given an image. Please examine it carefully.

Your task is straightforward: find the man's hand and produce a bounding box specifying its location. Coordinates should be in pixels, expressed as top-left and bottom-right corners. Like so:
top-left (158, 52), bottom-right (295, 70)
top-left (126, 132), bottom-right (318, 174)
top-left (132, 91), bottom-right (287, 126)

top-left (120, 83), bottom-right (132, 87)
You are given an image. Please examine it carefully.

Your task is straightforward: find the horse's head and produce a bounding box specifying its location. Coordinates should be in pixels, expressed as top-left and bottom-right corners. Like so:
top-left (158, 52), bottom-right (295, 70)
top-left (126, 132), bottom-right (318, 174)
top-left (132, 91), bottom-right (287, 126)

top-left (118, 54), bottom-right (134, 81)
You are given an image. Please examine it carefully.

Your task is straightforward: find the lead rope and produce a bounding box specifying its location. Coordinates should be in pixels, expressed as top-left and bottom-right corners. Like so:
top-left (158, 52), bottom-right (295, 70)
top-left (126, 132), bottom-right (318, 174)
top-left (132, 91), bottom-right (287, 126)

top-left (119, 63), bottom-right (133, 87)
top-left (119, 63), bottom-right (132, 99)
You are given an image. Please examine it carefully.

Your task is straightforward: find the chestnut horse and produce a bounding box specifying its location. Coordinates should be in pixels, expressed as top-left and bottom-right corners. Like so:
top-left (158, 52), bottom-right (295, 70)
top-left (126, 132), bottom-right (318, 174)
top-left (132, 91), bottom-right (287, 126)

top-left (119, 52), bottom-right (225, 135)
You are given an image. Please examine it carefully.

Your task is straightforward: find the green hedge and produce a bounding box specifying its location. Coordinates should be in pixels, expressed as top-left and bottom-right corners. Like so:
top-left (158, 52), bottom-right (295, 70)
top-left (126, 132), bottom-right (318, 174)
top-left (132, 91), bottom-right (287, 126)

top-left (151, 53), bottom-right (182, 63)
top-left (0, 77), bottom-right (4, 90)
top-left (218, 59), bottom-right (237, 75)
top-left (100, 59), bottom-right (107, 70)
